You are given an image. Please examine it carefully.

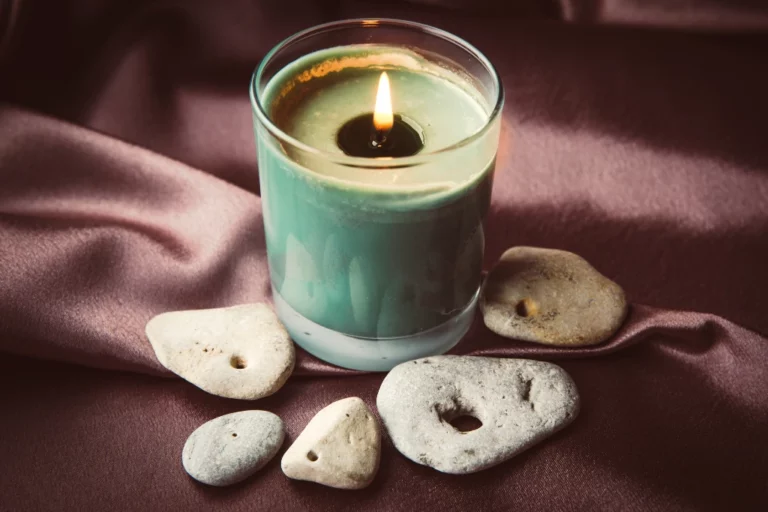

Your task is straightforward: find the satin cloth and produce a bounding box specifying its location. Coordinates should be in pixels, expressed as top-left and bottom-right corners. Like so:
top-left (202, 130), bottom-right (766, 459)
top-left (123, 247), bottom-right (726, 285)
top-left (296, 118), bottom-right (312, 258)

top-left (1, 1), bottom-right (767, 510)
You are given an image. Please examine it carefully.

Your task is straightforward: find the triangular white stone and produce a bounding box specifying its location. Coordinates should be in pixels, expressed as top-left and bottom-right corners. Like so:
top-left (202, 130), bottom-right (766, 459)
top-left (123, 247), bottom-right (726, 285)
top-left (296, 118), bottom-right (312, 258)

top-left (145, 303), bottom-right (294, 400)
top-left (281, 397), bottom-right (381, 489)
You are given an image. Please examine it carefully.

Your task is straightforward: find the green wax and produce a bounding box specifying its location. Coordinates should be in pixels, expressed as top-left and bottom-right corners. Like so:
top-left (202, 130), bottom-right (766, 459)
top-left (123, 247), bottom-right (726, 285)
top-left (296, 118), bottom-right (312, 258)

top-left (272, 60), bottom-right (485, 155)
top-left (256, 45), bottom-right (498, 338)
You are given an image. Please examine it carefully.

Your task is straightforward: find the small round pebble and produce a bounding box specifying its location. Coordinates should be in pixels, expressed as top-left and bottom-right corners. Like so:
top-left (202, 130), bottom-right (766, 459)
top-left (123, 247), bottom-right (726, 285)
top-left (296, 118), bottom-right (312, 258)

top-left (182, 410), bottom-right (284, 486)
top-left (145, 303), bottom-right (295, 400)
top-left (377, 355), bottom-right (580, 474)
top-left (481, 246), bottom-right (627, 346)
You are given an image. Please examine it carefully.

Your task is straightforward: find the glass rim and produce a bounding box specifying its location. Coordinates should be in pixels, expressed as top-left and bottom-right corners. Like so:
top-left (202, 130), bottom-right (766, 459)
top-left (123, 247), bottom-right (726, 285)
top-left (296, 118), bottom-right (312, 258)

top-left (249, 18), bottom-right (504, 168)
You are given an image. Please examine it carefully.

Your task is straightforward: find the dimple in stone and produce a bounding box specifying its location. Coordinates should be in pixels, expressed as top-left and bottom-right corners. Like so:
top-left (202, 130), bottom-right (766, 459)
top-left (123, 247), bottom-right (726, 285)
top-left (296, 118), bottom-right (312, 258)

top-left (230, 355), bottom-right (248, 370)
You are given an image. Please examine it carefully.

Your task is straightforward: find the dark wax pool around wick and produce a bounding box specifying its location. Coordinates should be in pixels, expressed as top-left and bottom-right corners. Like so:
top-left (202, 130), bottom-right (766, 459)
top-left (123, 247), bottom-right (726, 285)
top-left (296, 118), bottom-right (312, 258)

top-left (337, 113), bottom-right (424, 158)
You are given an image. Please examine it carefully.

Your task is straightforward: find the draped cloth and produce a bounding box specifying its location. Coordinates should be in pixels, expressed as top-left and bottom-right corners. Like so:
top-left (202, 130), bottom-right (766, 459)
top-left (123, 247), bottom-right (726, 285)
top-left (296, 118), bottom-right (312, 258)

top-left (1, 1), bottom-right (767, 510)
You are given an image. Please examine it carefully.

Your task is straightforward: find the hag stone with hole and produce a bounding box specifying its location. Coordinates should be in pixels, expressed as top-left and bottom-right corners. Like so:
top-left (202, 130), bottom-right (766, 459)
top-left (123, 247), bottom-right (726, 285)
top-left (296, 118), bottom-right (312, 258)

top-left (481, 246), bottom-right (627, 346)
top-left (377, 355), bottom-right (579, 474)
top-left (182, 410), bottom-right (284, 486)
top-left (145, 303), bottom-right (295, 400)
top-left (281, 397), bottom-right (381, 489)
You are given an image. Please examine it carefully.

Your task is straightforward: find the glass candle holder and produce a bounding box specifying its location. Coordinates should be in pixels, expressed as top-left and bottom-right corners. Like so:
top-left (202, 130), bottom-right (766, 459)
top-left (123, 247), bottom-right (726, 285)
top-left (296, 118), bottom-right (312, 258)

top-left (250, 18), bottom-right (503, 371)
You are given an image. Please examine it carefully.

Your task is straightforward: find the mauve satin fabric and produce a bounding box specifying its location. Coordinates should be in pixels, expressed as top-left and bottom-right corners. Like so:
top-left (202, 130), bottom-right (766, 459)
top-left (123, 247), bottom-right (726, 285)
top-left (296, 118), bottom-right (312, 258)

top-left (1, 1), bottom-right (767, 511)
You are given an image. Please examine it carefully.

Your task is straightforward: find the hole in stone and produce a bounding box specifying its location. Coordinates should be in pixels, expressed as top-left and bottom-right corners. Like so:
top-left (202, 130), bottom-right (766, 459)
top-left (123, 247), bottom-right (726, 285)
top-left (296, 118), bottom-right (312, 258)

top-left (230, 355), bottom-right (247, 370)
top-left (232, 433), bottom-right (238, 438)
top-left (307, 451), bottom-right (318, 462)
top-left (521, 378), bottom-right (533, 402)
top-left (515, 298), bottom-right (538, 317)
top-left (448, 415), bottom-right (483, 433)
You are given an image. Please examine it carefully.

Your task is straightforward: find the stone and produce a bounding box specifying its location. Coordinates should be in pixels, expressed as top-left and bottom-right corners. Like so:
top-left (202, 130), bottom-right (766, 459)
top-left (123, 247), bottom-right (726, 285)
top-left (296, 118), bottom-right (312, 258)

top-left (182, 410), bottom-right (284, 486)
top-left (146, 303), bottom-right (295, 400)
top-left (480, 246), bottom-right (627, 346)
top-left (281, 397), bottom-right (381, 489)
top-left (376, 355), bottom-right (579, 474)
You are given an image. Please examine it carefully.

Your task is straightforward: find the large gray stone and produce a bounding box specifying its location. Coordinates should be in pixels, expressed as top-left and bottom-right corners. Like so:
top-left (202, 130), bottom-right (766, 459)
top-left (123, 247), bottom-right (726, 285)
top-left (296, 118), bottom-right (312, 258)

top-left (182, 410), bottom-right (284, 486)
top-left (146, 303), bottom-right (295, 400)
top-left (481, 246), bottom-right (627, 346)
top-left (376, 356), bottom-right (579, 474)
top-left (281, 397), bottom-right (381, 489)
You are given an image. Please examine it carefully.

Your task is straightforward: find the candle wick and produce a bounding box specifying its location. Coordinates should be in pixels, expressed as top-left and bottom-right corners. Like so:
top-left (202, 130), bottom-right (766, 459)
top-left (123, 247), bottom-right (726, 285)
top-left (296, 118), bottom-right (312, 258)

top-left (371, 127), bottom-right (390, 149)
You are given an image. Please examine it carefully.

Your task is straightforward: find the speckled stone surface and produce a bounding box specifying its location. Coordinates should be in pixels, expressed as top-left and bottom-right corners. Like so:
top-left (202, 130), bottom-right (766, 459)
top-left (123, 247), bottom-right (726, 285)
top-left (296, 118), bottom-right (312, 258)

top-left (146, 303), bottom-right (295, 400)
top-left (481, 246), bottom-right (627, 346)
top-left (182, 410), bottom-right (284, 486)
top-left (282, 397), bottom-right (381, 489)
top-left (377, 356), bottom-right (580, 474)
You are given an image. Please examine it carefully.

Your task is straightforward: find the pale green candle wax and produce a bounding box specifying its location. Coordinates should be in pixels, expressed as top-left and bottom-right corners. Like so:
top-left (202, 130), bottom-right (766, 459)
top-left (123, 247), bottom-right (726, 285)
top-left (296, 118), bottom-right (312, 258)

top-left (277, 67), bottom-right (486, 155)
top-left (255, 45), bottom-right (499, 338)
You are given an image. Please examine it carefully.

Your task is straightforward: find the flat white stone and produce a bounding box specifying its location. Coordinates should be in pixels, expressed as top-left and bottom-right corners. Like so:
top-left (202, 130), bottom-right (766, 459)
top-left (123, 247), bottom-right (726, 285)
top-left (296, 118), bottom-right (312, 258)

top-left (182, 410), bottom-right (284, 486)
top-left (281, 397), bottom-right (381, 489)
top-left (481, 246), bottom-right (627, 346)
top-left (377, 355), bottom-right (580, 474)
top-left (146, 303), bottom-right (294, 400)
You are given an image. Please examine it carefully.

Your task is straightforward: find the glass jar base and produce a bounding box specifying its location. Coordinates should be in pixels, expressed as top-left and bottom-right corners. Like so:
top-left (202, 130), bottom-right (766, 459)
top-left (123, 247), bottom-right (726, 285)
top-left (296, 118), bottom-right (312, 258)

top-left (272, 285), bottom-right (479, 371)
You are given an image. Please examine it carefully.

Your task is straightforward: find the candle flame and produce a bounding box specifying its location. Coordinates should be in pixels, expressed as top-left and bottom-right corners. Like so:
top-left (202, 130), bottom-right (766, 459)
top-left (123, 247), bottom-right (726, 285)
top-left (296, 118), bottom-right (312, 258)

top-left (373, 72), bottom-right (393, 132)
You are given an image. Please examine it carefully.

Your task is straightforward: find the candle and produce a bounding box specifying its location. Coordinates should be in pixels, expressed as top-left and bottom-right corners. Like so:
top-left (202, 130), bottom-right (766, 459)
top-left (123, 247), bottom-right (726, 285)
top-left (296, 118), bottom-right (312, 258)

top-left (336, 72), bottom-right (425, 158)
top-left (251, 19), bottom-right (503, 370)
